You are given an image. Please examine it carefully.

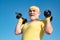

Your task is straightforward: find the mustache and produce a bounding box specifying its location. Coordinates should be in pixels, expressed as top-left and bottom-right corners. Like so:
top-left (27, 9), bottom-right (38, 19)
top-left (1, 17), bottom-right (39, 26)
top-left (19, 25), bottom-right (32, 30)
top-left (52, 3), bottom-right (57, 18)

top-left (29, 13), bottom-right (35, 16)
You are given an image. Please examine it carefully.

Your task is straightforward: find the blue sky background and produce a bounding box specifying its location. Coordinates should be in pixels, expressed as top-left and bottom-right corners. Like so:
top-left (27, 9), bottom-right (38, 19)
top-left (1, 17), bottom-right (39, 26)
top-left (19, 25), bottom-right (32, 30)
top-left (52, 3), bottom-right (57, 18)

top-left (0, 0), bottom-right (60, 40)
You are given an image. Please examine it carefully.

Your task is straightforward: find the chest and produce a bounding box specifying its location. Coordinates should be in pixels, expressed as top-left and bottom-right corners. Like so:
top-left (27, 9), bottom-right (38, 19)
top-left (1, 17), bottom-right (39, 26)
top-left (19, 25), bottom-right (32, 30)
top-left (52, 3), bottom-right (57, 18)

top-left (23, 21), bottom-right (42, 32)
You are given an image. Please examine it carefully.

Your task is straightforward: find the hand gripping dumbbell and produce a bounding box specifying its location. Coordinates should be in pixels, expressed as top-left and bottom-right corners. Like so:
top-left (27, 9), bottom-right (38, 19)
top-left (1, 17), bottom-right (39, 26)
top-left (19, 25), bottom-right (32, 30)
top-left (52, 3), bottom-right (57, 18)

top-left (16, 12), bottom-right (27, 24)
top-left (44, 10), bottom-right (53, 21)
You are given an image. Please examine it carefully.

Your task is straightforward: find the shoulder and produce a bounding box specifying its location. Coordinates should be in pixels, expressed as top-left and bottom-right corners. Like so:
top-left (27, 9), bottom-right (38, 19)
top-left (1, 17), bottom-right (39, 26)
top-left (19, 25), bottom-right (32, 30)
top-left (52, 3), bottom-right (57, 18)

top-left (38, 19), bottom-right (46, 26)
top-left (23, 22), bottom-right (29, 28)
top-left (38, 19), bottom-right (46, 23)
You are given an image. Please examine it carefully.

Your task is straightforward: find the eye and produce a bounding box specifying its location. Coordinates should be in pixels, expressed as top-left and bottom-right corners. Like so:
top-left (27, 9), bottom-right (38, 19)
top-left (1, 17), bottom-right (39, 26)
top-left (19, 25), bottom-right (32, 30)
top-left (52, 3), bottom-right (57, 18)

top-left (33, 10), bottom-right (35, 12)
top-left (29, 10), bottom-right (32, 12)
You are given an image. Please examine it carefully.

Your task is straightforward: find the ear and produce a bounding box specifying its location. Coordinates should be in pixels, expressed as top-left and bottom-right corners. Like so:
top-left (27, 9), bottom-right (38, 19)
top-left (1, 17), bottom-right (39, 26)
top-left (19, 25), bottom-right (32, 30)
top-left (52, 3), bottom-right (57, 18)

top-left (37, 13), bottom-right (40, 16)
top-left (38, 11), bottom-right (40, 15)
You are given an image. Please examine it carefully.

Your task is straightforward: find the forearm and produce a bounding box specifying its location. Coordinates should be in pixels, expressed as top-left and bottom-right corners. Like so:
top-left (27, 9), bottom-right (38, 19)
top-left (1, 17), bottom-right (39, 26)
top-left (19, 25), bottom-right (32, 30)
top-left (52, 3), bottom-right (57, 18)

top-left (45, 17), bottom-right (53, 34)
top-left (15, 22), bottom-right (22, 34)
top-left (15, 18), bottom-right (23, 34)
top-left (45, 21), bottom-right (53, 34)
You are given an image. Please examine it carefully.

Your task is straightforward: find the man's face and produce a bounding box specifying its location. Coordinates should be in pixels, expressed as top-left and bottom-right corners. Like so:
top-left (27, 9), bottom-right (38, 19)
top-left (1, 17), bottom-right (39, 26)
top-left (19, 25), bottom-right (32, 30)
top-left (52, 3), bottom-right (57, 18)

top-left (29, 8), bottom-right (40, 20)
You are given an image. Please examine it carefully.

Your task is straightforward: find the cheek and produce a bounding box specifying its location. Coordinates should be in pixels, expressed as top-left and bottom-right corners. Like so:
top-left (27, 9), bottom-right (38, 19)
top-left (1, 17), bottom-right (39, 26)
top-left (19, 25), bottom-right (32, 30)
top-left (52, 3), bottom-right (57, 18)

top-left (34, 12), bottom-right (38, 15)
top-left (35, 13), bottom-right (40, 17)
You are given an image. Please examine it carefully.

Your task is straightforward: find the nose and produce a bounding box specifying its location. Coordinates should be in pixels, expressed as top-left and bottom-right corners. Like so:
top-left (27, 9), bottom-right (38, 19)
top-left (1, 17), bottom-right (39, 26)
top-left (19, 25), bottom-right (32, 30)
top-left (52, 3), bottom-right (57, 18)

top-left (30, 11), bottom-right (34, 14)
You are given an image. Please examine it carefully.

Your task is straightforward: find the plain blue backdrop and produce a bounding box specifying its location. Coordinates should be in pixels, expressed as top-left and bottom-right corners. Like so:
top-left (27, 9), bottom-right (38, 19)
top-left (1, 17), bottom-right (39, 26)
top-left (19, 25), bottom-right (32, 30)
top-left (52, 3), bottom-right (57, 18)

top-left (0, 0), bottom-right (60, 40)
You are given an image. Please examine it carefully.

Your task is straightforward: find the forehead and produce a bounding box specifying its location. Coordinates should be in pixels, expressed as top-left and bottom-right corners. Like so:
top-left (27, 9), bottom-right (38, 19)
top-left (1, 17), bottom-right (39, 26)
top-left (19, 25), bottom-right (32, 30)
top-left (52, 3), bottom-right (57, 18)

top-left (29, 9), bottom-right (40, 14)
top-left (29, 8), bottom-right (37, 11)
top-left (29, 6), bottom-right (40, 12)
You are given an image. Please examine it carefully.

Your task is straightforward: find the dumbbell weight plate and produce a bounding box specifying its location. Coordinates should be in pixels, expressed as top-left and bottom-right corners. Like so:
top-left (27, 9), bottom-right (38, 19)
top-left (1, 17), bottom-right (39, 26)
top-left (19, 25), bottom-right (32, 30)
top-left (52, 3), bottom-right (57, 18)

top-left (44, 10), bottom-right (51, 17)
top-left (50, 16), bottom-right (53, 21)
top-left (16, 13), bottom-right (22, 19)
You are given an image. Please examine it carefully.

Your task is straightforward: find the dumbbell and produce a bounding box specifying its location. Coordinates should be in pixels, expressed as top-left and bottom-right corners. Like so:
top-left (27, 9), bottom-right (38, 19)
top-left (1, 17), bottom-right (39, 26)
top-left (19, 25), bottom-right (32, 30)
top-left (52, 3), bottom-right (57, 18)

top-left (44, 10), bottom-right (53, 21)
top-left (16, 12), bottom-right (27, 24)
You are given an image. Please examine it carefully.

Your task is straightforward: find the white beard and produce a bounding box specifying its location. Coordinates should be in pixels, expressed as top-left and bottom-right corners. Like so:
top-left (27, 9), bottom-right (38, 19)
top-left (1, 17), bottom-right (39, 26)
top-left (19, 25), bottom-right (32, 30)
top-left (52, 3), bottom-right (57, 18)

top-left (30, 15), bottom-right (39, 20)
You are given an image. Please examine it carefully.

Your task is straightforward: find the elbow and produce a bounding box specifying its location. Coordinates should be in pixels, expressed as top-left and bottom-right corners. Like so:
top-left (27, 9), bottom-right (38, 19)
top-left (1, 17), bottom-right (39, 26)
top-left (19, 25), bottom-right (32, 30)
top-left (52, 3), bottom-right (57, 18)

top-left (45, 28), bottom-right (53, 35)
top-left (45, 30), bottom-right (53, 35)
top-left (15, 31), bottom-right (21, 35)
top-left (15, 32), bottom-right (20, 35)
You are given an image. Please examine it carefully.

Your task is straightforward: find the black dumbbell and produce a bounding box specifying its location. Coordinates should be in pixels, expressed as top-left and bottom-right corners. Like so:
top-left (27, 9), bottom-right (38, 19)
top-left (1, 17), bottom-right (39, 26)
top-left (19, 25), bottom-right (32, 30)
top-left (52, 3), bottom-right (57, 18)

top-left (44, 10), bottom-right (53, 21)
top-left (16, 12), bottom-right (22, 19)
top-left (16, 12), bottom-right (27, 24)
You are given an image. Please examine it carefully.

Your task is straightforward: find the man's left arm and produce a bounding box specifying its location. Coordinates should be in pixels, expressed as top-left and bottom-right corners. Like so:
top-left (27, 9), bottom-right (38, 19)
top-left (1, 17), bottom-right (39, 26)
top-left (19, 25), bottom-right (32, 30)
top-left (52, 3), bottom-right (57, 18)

top-left (44, 17), bottom-right (53, 34)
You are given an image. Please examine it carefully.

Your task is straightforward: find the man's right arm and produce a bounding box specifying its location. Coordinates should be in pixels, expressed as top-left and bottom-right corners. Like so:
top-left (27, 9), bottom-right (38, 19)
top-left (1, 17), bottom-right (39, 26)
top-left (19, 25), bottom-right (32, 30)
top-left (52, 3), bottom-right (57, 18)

top-left (15, 18), bottom-right (23, 35)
